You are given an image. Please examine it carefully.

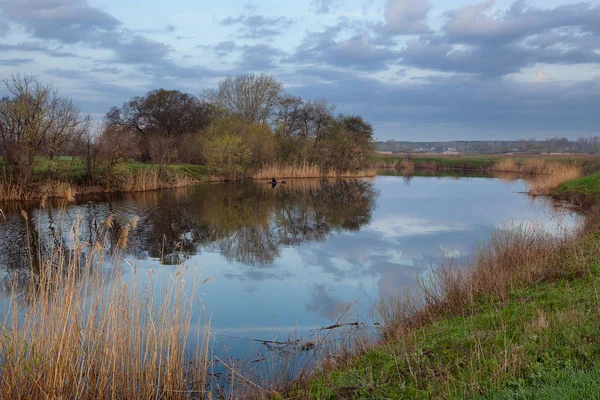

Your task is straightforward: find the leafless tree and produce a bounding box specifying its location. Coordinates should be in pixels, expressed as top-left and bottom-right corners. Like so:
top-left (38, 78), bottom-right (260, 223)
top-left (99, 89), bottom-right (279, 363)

top-left (206, 74), bottom-right (283, 124)
top-left (0, 75), bottom-right (87, 180)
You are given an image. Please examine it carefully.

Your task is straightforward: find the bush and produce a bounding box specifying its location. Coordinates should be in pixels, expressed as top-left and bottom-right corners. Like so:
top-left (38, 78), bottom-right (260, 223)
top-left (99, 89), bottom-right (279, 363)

top-left (202, 133), bottom-right (252, 178)
top-left (100, 162), bottom-right (133, 190)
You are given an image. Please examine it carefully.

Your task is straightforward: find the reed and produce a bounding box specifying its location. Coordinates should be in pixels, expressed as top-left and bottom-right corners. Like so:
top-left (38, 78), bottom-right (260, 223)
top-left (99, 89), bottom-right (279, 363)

top-left (254, 163), bottom-right (377, 179)
top-left (0, 208), bottom-right (211, 399)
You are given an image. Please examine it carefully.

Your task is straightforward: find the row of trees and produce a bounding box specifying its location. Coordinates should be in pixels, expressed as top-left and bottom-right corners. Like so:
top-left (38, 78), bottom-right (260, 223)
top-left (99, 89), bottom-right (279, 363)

top-left (0, 74), bottom-right (375, 183)
top-left (104, 74), bottom-right (374, 177)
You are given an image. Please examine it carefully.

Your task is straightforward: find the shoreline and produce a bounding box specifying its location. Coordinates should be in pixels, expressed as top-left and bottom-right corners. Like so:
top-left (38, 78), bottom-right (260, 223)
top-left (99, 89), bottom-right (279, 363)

top-left (285, 172), bottom-right (600, 399)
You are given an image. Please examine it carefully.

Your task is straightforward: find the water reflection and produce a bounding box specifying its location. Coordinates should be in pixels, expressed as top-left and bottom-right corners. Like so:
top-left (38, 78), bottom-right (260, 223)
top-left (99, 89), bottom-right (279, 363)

top-left (0, 179), bottom-right (378, 273)
top-left (0, 176), bottom-right (582, 361)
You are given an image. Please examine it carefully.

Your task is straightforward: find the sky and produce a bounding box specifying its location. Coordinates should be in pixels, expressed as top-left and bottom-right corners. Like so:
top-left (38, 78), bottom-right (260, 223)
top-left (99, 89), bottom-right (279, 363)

top-left (0, 0), bottom-right (598, 141)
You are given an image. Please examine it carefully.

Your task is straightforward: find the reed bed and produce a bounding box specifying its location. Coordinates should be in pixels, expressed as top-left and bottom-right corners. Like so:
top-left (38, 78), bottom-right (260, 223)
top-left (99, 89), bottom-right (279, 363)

top-left (254, 163), bottom-right (377, 179)
top-left (490, 159), bottom-right (582, 195)
top-left (0, 208), bottom-right (211, 399)
top-left (127, 168), bottom-right (197, 192)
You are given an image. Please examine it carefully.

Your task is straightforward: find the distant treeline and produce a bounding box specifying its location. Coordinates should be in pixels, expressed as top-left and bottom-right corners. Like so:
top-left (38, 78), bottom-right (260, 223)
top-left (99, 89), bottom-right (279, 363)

top-left (378, 138), bottom-right (600, 154)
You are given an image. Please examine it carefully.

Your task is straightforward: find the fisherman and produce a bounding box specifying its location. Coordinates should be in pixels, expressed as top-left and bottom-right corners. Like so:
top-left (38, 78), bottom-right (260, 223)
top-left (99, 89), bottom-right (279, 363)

top-left (271, 177), bottom-right (277, 184)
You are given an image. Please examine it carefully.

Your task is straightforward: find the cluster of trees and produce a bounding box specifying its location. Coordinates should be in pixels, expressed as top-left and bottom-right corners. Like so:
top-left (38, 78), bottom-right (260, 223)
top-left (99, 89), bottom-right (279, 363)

top-left (104, 74), bottom-right (375, 177)
top-left (378, 138), bottom-right (600, 154)
top-left (0, 74), bottom-right (375, 184)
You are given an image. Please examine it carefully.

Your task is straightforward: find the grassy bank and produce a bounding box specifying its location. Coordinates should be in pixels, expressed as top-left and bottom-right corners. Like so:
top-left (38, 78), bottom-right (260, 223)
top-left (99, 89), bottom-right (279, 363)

top-left (286, 171), bottom-right (600, 399)
top-left (0, 157), bottom-right (210, 201)
top-left (372, 153), bottom-right (597, 173)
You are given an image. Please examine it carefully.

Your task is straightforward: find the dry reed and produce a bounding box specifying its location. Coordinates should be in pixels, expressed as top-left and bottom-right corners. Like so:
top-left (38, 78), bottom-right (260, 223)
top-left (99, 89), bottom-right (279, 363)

top-left (491, 159), bottom-right (582, 195)
top-left (0, 211), bottom-right (212, 399)
top-left (254, 163), bottom-right (377, 179)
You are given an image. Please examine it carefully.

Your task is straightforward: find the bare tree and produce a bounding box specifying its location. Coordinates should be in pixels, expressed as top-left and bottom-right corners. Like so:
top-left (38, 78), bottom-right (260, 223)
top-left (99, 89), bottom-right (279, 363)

top-left (0, 75), bottom-right (86, 180)
top-left (273, 94), bottom-right (304, 137)
top-left (206, 74), bottom-right (283, 124)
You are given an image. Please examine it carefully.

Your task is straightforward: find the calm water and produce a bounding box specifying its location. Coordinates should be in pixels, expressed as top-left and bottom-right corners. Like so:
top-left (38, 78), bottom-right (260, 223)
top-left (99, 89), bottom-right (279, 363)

top-left (0, 176), bottom-right (582, 362)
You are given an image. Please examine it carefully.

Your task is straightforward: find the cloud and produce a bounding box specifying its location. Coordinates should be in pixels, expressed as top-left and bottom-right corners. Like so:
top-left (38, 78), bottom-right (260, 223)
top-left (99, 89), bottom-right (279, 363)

top-left (0, 0), bottom-right (121, 44)
top-left (221, 12), bottom-right (294, 39)
top-left (535, 70), bottom-right (551, 82)
top-left (289, 72), bottom-right (600, 139)
top-left (381, 0), bottom-right (432, 35)
top-left (0, 0), bottom-right (178, 68)
top-left (288, 22), bottom-right (399, 71)
top-left (0, 42), bottom-right (79, 58)
top-left (396, 1), bottom-right (600, 77)
top-left (0, 14), bottom-right (9, 37)
top-left (443, 1), bottom-right (600, 46)
top-left (0, 58), bottom-right (33, 66)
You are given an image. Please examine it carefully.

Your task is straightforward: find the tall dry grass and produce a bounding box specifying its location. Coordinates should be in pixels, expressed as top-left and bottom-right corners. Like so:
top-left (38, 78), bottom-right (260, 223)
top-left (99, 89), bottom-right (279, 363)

top-left (491, 159), bottom-right (582, 195)
top-left (254, 163), bottom-right (377, 180)
top-left (0, 207), bottom-right (211, 399)
top-left (128, 168), bottom-right (197, 192)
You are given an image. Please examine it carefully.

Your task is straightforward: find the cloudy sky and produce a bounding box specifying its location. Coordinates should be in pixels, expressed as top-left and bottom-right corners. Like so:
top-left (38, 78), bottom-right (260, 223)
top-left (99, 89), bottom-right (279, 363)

top-left (0, 0), bottom-right (598, 140)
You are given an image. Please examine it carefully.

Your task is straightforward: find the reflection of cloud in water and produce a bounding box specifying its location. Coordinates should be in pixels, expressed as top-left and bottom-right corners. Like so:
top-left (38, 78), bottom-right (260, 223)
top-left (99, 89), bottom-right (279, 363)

top-left (368, 215), bottom-right (464, 238)
top-left (305, 284), bottom-right (341, 319)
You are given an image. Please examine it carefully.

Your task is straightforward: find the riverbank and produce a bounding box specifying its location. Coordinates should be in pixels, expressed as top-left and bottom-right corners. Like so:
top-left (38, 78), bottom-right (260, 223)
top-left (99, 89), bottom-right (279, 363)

top-left (373, 153), bottom-right (600, 173)
top-left (285, 173), bottom-right (600, 398)
top-left (0, 158), bottom-right (380, 202)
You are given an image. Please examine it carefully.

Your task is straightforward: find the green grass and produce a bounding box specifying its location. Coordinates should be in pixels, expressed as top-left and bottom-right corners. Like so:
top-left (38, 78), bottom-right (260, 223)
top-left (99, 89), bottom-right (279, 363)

top-left (372, 155), bottom-right (499, 170)
top-left (300, 260), bottom-right (600, 399)
top-left (2, 157), bottom-right (209, 183)
top-left (557, 172), bottom-right (600, 200)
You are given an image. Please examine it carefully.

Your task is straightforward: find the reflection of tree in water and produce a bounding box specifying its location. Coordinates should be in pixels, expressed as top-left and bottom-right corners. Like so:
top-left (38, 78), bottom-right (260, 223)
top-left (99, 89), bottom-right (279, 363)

top-left (0, 179), bottom-right (378, 275)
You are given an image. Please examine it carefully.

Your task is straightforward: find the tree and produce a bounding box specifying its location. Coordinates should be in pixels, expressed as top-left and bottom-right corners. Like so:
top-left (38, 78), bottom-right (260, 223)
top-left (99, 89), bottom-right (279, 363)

top-left (317, 115), bottom-right (375, 172)
top-left (0, 75), bottom-right (87, 180)
top-left (206, 74), bottom-right (283, 124)
top-left (106, 89), bottom-right (213, 163)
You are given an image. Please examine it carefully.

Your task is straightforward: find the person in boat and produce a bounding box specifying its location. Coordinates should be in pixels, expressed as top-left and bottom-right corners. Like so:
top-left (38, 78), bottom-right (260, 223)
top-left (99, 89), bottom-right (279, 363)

top-left (272, 177), bottom-right (277, 184)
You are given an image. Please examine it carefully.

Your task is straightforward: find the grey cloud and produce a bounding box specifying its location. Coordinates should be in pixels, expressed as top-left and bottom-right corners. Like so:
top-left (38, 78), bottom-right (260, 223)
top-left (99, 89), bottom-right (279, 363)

top-left (397, 1), bottom-right (600, 77)
top-left (0, 58), bottom-right (33, 66)
top-left (399, 37), bottom-right (600, 77)
top-left (0, 0), bottom-right (178, 68)
top-left (0, 0), bottom-right (121, 44)
top-left (221, 13), bottom-right (294, 38)
top-left (288, 72), bottom-right (600, 139)
top-left (106, 34), bottom-right (172, 65)
top-left (443, 1), bottom-right (600, 46)
top-left (289, 23), bottom-right (399, 71)
top-left (90, 66), bottom-right (124, 75)
top-left (0, 42), bottom-right (79, 58)
top-left (200, 41), bottom-right (285, 71)
top-left (46, 67), bottom-right (86, 79)
top-left (240, 43), bottom-right (286, 70)
top-left (379, 0), bottom-right (432, 35)
top-left (0, 14), bottom-right (9, 36)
